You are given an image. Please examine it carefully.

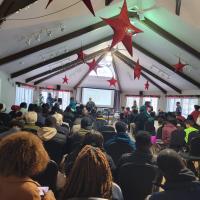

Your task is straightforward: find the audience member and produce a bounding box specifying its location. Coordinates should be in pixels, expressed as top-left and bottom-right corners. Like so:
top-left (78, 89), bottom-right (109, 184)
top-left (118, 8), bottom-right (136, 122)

top-left (0, 103), bottom-right (11, 127)
top-left (62, 145), bottom-right (123, 200)
top-left (184, 119), bottom-right (199, 144)
top-left (0, 132), bottom-right (55, 200)
top-left (53, 112), bottom-right (69, 135)
top-left (93, 111), bottom-right (107, 131)
top-left (69, 97), bottom-right (77, 112)
top-left (20, 102), bottom-right (28, 115)
top-left (24, 111), bottom-right (40, 132)
top-left (190, 105), bottom-right (200, 123)
top-left (9, 105), bottom-right (20, 119)
top-left (148, 149), bottom-right (200, 200)
top-left (175, 102), bottom-right (182, 114)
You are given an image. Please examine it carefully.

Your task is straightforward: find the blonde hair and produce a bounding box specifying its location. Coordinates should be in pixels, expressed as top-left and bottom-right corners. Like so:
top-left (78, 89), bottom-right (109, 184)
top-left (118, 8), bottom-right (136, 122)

top-left (24, 111), bottom-right (37, 124)
top-left (0, 132), bottom-right (49, 177)
top-left (53, 112), bottom-right (63, 125)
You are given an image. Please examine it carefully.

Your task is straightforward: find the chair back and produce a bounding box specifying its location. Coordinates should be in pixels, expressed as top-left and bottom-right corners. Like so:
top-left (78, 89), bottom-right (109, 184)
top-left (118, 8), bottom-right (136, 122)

top-left (190, 136), bottom-right (200, 158)
top-left (169, 129), bottom-right (186, 151)
top-left (188, 131), bottom-right (200, 145)
top-left (32, 160), bottom-right (58, 193)
top-left (106, 141), bottom-right (133, 165)
top-left (118, 163), bottom-right (157, 200)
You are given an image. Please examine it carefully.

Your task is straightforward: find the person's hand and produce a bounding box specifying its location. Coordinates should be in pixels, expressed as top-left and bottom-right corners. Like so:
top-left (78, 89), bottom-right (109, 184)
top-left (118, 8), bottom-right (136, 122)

top-left (43, 190), bottom-right (56, 200)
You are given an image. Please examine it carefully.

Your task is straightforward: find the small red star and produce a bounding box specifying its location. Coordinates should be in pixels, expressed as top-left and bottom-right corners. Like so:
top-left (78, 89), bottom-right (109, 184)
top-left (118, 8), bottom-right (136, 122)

top-left (62, 75), bottom-right (69, 84)
top-left (102, 0), bottom-right (143, 56)
top-left (77, 50), bottom-right (86, 62)
top-left (107, 77), bottom-right (118, 87)
top-left (145, 81), bottom-right (149, 90)
top-left (46, 0), bottom-right (53, 8)
top-left (134, 59), bottom-right (142, 80)
top-left (173, 58), bottom-right (187, 72)
top-left (87, 59), bottom-right (97, 72)
top-left (82, 0), bottom-right (95, 16)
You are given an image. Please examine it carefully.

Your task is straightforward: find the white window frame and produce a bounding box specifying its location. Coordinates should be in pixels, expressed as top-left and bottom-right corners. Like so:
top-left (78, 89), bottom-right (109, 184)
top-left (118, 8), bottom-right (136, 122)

top-left (126, 96), bottom-right (140, 109)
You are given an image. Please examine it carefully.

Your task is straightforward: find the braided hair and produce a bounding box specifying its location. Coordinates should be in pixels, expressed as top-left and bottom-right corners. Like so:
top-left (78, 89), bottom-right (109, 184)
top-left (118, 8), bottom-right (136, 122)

top-left (62, 145), bottom-right (112, 199)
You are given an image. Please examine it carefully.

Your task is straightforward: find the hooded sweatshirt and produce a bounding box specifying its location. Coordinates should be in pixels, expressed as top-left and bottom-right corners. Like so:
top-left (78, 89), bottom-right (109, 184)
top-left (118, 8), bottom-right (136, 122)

top-left (37, 127), bottom-right (57, 141)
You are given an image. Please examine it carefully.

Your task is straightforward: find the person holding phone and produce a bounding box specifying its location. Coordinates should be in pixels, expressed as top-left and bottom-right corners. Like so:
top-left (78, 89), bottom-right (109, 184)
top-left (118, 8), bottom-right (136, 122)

top-left (0, 132), bottom-right (56, 200)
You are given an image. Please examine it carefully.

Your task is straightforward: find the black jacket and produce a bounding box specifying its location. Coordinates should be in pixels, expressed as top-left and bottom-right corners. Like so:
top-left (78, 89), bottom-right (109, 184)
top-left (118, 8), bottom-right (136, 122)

top-left (149, 169), bottom-right (200, 200)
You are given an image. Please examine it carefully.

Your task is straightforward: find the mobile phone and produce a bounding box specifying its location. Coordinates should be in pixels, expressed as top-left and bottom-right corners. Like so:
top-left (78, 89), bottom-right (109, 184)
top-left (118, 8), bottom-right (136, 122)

top-left (38, 186), bottom-right (49, 196)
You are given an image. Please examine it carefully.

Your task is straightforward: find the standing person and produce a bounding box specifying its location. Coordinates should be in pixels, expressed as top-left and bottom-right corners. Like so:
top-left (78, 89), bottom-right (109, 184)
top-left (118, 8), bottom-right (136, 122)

top-left (132, 100), bottom-right (138, 111)
top-left (86, 97), bottom-right (96, 113)
top-left (69, 97), bottom-right (77, 112)
top-left (190, 105), bottom-right (200, 123)
top-left (47, 93), bottom-right (54, 108)
top-left (175, 102), bottom-right (182, 114)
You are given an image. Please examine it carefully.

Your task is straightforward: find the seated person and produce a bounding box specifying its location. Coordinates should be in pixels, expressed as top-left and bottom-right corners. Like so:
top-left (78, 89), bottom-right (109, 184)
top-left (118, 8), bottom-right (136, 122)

top-left (162, 116), bottom-right (177, 145)
top-left (0, 120), bottom-right (24, 138)
top-left (190, 105), bottom-right (200, 123)
top-left (53, 113), bottom-right (69, 136)
top-left (117, 131), bottom-right (156, 170)
top-left (184, 119), bottom-right (199, 144)
top-left (93, 111), bottom-right (107, 131)
top-left (62, 145), bottom-right (123, 200)
top-left (0, 132), bottom-right (55, 200)
top-left (105, 121), bottom-right (135, 151)
top-left (156, 118), bottom-right (164, 139)
top-left (148, 149), bottom-right (200, 200)
top-left (0, 103), bottom-right (11, 128)
top-left (23, 111), bottom-right (40, 133)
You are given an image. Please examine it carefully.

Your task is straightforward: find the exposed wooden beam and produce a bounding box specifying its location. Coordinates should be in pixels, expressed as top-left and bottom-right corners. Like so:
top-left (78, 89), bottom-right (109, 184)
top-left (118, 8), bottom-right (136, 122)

top-left (112, 54), bottom-right (122, 92)
top-left (114, 51), bottom-right (167, 94)
top-left (74, 54), bottom-right (106, 89)
top-left (0, 0), bottom-right (37, 24)
top-left (34, 49), bottom-right (108, 85)
top-left (132, 42), bottom-right (200, 89)
top-left (115, 51), bottom-right (182, 94)
top-left (136, 15), bottom-right (200, 60)
top-left (26, 48), bottom-right (108, 82)
top-left (12, 36), bottom-right (112, 79)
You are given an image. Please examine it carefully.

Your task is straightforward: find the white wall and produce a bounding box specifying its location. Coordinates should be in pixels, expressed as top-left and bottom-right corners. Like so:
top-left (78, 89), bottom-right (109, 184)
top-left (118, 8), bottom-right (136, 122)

top-left (0, 70), bottom-right (16, 111)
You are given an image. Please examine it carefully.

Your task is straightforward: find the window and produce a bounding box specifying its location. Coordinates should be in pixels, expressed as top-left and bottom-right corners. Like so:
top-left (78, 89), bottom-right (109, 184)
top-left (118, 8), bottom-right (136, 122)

top-left (167, 97), bottom-right (199, 117)
top-left (143, 97), bottom-right (159, 113)
top-left (15, 86), bottom-right (33, 106)
top-left (126, 97), bottom-right (140, 108)
top-left (41, 90), bottom-right (70, 110)
top-left (58, 91), bottom-right (71, 110)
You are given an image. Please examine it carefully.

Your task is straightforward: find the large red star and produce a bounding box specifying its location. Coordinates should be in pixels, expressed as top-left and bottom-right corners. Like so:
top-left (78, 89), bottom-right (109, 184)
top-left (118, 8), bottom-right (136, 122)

top-left (102, 0), bottom-right (143, 56)
top-left (173, 58), bottom-right (187, 72)
top-left (87, 59), bottom-right (97, 72)
top-left (62, 75), bottom-right (69, 84)
top-left (77, 49), bottom-right (87, 62)
top-left (144, 81), bottom-right (149, 90)
top-left (134, 59), bottom-right (142, 80)
top-left (82, 0), bottom-right (95, 16)
top-left (107, 77), bottom-right (118, 87)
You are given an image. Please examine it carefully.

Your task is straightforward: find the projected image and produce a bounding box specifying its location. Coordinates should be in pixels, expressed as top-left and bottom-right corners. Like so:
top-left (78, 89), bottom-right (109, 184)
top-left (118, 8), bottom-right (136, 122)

top-left (82, 88), bottom-right (115, 108)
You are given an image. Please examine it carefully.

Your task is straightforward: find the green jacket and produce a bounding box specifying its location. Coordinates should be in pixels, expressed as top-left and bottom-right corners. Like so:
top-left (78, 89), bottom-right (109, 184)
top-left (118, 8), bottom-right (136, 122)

top-left (184, 127), bottom-right (199, 143)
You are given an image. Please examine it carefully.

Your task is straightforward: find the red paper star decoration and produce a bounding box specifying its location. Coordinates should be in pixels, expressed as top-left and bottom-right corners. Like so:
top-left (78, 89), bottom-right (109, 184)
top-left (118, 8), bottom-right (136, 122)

top-left (82, 0), bottom-right (95, 16)
top-left (46, 0), bottom-right (53, 8)
top-left (134, 59), bottom-right (142, 80)
top-left (62, 75), bottom-right (69, 84)
top-left (107, 77), bottom-right (118, 87)
top-left (144, 81), bottom-right (149, 90)
top-left (102, 0), bottom-right (143, 56)
top-left (87, 59), bottom-right (97, 72)
top-left (77, 50), bottom-right (87, 62)
top-left (173, 58), bottom-right (188, 72)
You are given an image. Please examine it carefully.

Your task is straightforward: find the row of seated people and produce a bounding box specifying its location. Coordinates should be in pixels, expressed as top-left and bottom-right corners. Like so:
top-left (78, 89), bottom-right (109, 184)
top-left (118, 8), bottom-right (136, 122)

top-left (0, 102), bottom-right (200, 200)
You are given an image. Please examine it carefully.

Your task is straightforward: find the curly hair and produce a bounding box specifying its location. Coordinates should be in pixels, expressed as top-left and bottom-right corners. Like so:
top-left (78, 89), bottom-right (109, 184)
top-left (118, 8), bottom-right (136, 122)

top-left (0, 132), bottom-right (49, 177)
top-left (62, 145), bottom-right (112, 199)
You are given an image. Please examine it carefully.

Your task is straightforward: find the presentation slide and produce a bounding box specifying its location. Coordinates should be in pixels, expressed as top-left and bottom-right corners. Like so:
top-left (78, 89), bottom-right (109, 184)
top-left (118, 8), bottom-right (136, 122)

top-left (82, 88), bottom-right (115, 108)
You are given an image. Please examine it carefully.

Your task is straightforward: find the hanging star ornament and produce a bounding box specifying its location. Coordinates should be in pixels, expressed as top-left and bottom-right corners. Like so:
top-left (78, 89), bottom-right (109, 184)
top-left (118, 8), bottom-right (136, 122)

top-left (87, 59), bottom-right (97, 72)
top-left (77, 49), bottom-right (86, 62)
top-left (62, 75), bottom-right (69, 84)
top-left (144, 81), bottom-right (149, 90)
top-left (173, 58), bottom-right (188, 72)
top-left (46, 0), bottom-right (53, 8)
top-left (107, 77), bottom-right (118, 87)
top-left (82, 0), bottom-right (95, 16)
top-left (102, 0), bottom-right (143, 56)
top-left (134, 59), bottom-right (142, 80)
